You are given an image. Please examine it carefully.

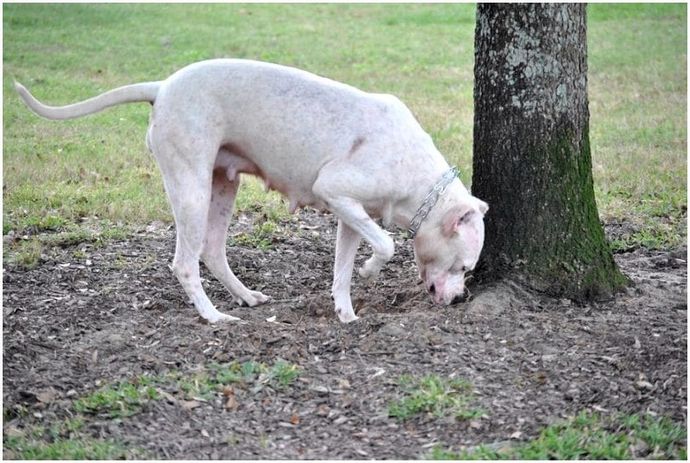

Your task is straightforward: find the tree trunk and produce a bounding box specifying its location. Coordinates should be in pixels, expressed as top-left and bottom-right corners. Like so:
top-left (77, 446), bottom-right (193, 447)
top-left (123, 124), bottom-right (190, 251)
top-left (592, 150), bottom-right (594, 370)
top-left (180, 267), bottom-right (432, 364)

top-left (472, 4), bottom-right (627, 300)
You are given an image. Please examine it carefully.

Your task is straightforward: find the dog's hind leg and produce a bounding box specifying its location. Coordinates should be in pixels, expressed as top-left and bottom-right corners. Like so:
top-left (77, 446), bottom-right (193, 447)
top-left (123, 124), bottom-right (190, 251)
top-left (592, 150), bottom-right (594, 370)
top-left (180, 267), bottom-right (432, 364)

top-left (154, 139), bottom-right (240, 323)
top-left (201, 168), bottom-right (270, 307)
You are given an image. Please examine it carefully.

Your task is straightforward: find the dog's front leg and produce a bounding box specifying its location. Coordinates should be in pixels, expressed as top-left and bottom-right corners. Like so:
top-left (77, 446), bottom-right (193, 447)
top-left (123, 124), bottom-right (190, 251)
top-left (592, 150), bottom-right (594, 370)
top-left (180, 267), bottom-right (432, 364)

top-left (314, 164), bottom-right (395, 322)
top-left (331, 220), bottom-right (361, 323)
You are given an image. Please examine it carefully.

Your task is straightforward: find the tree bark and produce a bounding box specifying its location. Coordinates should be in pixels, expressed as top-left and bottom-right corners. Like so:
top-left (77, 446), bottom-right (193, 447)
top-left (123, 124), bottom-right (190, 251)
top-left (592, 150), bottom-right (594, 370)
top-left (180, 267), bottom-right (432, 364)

top-left (472, 4), bottom-right (627, 300)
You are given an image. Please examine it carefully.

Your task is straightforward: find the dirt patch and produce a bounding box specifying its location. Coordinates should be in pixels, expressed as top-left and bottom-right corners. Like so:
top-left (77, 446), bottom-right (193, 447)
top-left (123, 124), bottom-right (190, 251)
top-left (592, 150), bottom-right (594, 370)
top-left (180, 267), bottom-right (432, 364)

top-left (3, 210), bottom-right (687, 458)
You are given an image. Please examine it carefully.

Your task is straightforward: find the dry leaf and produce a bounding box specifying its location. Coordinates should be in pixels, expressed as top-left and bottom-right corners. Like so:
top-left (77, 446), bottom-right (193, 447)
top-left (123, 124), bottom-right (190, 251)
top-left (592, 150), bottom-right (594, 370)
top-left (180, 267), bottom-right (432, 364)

top-left (316, 404), bottom-right (330, 416)
top-left (36, 389), bottom-right (57, 404)
top-left (156, 389), bottom-right (177, 404)
top-left (225, 395), bottom-right (239, 410)
top-left (636, 380), bottom-right (655, 391)
top-left (181, 400), bottom-right (201, 410)
top-left (5, 426), bottom-right (23, 438)
top-left (289, 413), bottom-right (300, 425)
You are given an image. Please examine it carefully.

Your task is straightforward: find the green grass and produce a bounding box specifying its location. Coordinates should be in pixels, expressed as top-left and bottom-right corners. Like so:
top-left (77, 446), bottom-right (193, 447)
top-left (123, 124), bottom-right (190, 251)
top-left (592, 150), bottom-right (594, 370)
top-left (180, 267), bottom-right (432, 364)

top-left (74, 359), bottom-right (300, 417)
top-left (587, 4), bottom-right (686, 250)
top-left (5, 360), bottom-right (301, 458)
top-left (232, 217), bottom-right (281, 250)
top-left (388, 374), bottom-right (482, 421)
top-left (4, 417), bottom-right (131, 460)
top-left (73, 377), bottom-right (160, 418)
top-left (430, 411), bottom-right (687, 460)
top-left (4, 223), bottom-right (129, 269)
top-left (3, 4), bottom-right (686, 251)
top-left (167, 359), bottom-right (301, 400)
top-left (4, 435), bottom-right (127, 460)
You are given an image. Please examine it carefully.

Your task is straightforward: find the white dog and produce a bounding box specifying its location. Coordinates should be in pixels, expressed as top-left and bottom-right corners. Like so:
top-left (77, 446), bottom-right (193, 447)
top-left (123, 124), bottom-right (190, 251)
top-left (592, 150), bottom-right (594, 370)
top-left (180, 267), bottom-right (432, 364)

top-left (15, 59), bottom-right (487, 323)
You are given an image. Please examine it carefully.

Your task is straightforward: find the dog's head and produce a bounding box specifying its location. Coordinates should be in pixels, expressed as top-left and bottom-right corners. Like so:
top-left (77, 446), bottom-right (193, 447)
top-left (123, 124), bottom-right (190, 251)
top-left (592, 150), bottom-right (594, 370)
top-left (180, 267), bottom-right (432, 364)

top-left (413, 195), bottom-right (488, 305)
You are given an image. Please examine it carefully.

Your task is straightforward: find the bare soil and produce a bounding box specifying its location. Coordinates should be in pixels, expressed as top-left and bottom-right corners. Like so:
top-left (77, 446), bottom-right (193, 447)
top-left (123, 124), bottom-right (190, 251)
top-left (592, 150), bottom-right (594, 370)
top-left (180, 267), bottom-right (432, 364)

top-left (3, 210), bottom-right (687, 459)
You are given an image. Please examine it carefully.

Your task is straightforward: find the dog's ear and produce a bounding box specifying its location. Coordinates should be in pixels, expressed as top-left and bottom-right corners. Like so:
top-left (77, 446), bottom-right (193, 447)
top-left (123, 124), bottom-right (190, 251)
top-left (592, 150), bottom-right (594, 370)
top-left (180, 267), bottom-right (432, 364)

top-left (441, 206), bottom-right (472, 237)
top-left (475, 198), bottom-right (489, 216)
top-left (442, 199), bottom-right (487, 237)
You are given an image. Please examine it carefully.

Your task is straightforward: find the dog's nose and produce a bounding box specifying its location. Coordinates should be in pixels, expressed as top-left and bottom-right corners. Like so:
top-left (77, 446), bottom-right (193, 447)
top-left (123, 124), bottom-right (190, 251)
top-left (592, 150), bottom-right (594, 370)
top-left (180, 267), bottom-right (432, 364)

top-left (428, 284), bottom-right (436, 295)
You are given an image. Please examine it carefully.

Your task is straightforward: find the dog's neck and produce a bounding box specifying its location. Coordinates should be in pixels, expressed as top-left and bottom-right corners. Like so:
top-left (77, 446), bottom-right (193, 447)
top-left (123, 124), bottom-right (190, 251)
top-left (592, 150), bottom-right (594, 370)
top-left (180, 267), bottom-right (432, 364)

top-left (406, 166), bottom-right (459, 238)
top-left (392, 166), bottom-right (468, 234)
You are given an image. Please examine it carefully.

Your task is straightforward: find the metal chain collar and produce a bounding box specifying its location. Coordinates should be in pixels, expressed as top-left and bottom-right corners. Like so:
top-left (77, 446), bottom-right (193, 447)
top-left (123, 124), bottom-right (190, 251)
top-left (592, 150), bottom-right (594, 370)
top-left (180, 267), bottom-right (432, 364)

top-left (407, 166), bottom-right (459, 239)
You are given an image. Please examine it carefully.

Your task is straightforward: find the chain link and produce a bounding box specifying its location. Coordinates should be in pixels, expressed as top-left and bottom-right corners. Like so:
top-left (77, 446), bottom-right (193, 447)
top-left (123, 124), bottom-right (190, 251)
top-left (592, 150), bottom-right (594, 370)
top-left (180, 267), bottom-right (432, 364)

top-left (408, 166), bottom-right (459, 238)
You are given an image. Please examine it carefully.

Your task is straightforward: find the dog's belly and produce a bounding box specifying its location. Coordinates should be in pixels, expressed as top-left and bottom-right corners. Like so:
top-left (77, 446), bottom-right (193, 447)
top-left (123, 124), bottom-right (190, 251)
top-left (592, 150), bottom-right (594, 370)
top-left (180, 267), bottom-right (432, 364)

top-left (215, 145), bottom-right (326, 213)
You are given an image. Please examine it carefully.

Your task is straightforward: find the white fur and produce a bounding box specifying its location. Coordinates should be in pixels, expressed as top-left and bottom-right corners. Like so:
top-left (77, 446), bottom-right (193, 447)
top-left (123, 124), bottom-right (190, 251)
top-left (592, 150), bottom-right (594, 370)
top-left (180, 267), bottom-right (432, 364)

top-left (15, 59), bottom-right (487, 323)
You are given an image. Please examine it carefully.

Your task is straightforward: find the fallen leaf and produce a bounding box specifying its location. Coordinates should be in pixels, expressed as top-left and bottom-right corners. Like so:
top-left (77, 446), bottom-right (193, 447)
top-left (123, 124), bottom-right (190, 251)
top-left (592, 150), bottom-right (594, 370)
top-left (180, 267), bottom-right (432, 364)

top-left (631, 438), bottom-right (650, 457)
top-left (636, 380), bottom-right (655, 391)
top-left (5, 426), bottom-right (23, 438)
top-left (225, 395), bottom-right (239, 410)
top-left (316, 404), bottom-right (330, 416)
top-left (36, 389), bottom-right (57, 404)
top-left (181, 400), bottom-right (201, 410)
top-left (289, 413), bottom-right (300, 425)
top-left (156, 389), bottom-right (177, 404)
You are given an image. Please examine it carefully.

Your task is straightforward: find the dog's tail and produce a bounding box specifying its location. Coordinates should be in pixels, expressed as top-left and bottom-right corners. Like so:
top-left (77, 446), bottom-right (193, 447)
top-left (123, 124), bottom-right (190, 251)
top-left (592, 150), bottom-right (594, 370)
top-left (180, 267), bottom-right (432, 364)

top-left (14, 80), bottom-right (161, 120)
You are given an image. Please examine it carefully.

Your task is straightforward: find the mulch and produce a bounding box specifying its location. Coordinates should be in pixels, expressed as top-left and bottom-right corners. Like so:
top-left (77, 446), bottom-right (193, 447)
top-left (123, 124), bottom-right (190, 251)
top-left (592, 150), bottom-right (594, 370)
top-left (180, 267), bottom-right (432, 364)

top-left (3, 210), bottom-right (686, 458)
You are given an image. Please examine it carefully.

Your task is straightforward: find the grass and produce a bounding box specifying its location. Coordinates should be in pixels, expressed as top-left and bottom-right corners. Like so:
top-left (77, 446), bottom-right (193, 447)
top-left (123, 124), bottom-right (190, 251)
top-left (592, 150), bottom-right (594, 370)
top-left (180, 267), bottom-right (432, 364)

top-left (4, 417), bottom-right (131, 460)
top-left (5, 359), bottom-right (300, 458)
top-left (587, 4), bottom-right (686, 250)
top-left (3, 4), bottom-right (685, 252)
top-left (388, 374), bottom-right (483, 421)
top-left (4, 435), bottom-right (127, 460)
top-left (4, 223), bottom-right (130, 269)
top-left (232, 217), bottom-right (281, 250)
top-left (73, 377), bottom-right (160, 418)
top-left (74, 359), bottom-right (300, 417)
top-left (430, 411), bottom-right (687, 460)
top-left (177, 359), bottom-right (301, 397)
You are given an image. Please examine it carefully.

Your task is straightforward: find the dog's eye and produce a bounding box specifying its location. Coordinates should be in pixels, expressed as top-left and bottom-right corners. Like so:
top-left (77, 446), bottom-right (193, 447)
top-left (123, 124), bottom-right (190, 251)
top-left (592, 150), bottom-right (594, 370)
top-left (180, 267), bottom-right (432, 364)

top-left (450, 263), bottom-right (467, 273)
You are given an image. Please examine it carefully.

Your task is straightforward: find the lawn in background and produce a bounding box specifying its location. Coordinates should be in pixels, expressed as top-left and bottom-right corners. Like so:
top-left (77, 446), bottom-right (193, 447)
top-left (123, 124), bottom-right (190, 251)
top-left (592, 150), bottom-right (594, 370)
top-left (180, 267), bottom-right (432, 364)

top-left (3, 3), bottom-right (686, 250)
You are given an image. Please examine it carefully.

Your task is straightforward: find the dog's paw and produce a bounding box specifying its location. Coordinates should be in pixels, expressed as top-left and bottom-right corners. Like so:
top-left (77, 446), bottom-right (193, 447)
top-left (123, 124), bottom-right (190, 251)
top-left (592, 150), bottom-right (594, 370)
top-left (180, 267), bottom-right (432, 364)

top-left (358, 258), bottom-right (382, 280)
top-left (335, 306), bottom-right (359, 323)
top-left (237, 290), bottom-right (271, 307)
top-left (205, 312), bottom-right (242, 324)
top-left (248, 290), bottom-right (271, 306)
